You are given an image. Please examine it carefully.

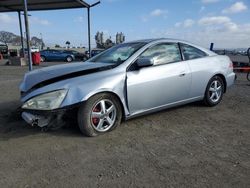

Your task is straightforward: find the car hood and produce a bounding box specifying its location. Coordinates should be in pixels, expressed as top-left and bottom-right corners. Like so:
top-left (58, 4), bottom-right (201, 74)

top-left (20, 62), bottom-right (115, 92)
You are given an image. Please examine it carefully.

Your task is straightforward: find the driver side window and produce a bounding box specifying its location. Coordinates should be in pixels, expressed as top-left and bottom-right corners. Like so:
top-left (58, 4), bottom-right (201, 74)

top-left (140, 43), bottom-right (182, 66)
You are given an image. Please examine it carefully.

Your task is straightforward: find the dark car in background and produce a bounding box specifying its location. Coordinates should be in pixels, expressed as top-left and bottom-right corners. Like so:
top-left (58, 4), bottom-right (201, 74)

top-left (85, 49), bottom-right (104, 58)
top-left (40, 49), bottom-right (75, 62)
top-left (91, 49), bottom-right (104, 57)
top-left (63, 50), bottom-right (88, 61)
top-left (0, 42), bottom-right (8, 55)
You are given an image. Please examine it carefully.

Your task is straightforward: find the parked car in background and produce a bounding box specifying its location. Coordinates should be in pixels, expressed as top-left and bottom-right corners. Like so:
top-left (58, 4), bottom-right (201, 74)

top-left (214, 50), bottom-right (226, 55)
top-left (85, 48), bottom-right (105, 58)
top-left (63, 50), bottom-right (88, 61)
top-left (0, 42), bottom-right (8, 55)
top-left (40, 49), bottom-right (75, 62)
top-left (20, 38), bottom-right (235, 137)
top-left (237, 50), bottom-right (247, 56)
top-left (91, 49), bottom-right (104, 57)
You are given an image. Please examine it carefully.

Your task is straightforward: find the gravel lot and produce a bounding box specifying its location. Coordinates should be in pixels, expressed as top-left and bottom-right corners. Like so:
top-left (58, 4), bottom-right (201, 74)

top-left (0, 62), bottom-right (250, 188)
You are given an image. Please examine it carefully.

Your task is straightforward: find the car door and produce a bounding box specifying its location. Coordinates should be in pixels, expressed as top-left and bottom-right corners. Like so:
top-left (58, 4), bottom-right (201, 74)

top-left (126, 43), bottom-right (192, 115)
top-left (53, 50), bottom-right (64, 60)
top-left (47, 50), bottom-right (56, 60)
top-left (40, 50), bottom-right (47, 58)
top-left (180, 43), bottom-right (211, 98)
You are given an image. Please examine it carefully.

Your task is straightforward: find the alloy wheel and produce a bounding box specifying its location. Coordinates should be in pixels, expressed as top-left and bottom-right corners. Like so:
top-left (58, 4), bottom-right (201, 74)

top-left (209, 80), bottom-right (222, 103)
top-left (67, 57), bottom-right (72, 62)
top-left (90, 99), bottom-right (117, 132)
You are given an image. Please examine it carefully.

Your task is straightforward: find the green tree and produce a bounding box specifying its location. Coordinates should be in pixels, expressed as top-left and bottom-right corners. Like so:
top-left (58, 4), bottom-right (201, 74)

top-left (65, 41), bottom-right (70, 49)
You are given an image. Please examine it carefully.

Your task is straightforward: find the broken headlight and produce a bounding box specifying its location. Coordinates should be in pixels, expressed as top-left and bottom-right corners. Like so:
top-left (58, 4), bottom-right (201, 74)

top-left (22, 89), bottom-right (67, 110)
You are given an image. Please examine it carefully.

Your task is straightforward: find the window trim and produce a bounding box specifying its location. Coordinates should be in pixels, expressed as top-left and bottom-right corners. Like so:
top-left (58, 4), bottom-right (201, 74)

top-left (178, 42), bottom-right (185, 61)
top-left (179, 43), bottom-right (208, 61)
top-left (127, 42), bottom-right (183, 71)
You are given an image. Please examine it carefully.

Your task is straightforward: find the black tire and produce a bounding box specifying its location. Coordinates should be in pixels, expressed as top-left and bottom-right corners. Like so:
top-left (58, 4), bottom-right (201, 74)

top-left (203, 76), bottom-right (225, 107)
top-left (77, 93), bottom-right (122, 137)
top-left (66, 56), bottom-right (73, 62)
top-left (247, 72), bottom-right (250, 81)
top-left (40, 56), bottom-right (46, 62)
top-left (82, 56), bottom-right (87, 61)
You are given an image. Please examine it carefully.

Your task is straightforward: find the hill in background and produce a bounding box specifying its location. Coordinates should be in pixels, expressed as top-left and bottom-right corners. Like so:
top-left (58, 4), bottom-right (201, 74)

top-left (0, 31), bottom-right (45, 47)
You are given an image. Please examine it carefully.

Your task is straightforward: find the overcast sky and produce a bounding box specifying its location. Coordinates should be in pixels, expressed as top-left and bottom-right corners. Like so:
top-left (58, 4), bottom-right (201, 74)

top-left (0, 0), bottom-right (249, 48)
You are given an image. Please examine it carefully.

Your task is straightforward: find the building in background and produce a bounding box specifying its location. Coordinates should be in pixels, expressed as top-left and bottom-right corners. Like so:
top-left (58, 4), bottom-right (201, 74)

top-left (116, 32), bottom-right (125, 44)
top-left (95, 31), bottom-right (126, 49)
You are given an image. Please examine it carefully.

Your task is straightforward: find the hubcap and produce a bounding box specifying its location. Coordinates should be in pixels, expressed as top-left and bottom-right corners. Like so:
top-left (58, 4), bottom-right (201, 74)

top-left (90, 99), bottom-right (116, 132)
top-left (67, 57), bottom-right (72, 62)
top-left (209, 80), bottom-right (222, 103)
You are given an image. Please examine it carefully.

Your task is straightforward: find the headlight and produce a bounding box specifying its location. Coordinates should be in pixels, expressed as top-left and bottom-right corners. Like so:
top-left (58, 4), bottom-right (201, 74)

top-left (22, 90), bottom-right (67, 110)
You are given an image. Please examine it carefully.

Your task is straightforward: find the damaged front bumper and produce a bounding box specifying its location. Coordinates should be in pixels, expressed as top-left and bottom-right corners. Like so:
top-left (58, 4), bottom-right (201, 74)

top-left (20, 103), bottom-right (80, 129)
top-left (21, 112), bottom-right (53, 128)
top-left (21, 110), bottom-right (66, 130)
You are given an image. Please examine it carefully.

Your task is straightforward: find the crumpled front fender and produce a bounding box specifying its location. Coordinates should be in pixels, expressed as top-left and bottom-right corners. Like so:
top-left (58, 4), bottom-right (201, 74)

top-left (21, 69), bottom-right (130, 117)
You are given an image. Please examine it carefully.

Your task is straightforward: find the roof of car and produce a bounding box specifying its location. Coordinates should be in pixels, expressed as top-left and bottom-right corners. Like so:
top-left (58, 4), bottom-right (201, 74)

top-left (130, 38), bottom-right (189, 44)
top-left (128, 38), bottom-right (215, 56)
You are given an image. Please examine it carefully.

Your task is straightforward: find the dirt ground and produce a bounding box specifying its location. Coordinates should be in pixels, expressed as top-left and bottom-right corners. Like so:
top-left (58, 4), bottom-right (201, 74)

top-left (0, 62), bottom-right (249, 188)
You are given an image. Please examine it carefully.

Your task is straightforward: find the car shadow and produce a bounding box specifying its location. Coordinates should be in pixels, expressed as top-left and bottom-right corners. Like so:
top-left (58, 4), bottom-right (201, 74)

top-left (0, 100), bottom-right (206, 140)
top-left (0, 101), bottom-right (83, 140)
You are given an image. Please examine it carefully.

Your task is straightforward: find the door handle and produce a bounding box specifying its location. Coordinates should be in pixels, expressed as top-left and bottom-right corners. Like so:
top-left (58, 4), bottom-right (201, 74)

top-left (179, 72), bottom-right (186, 77)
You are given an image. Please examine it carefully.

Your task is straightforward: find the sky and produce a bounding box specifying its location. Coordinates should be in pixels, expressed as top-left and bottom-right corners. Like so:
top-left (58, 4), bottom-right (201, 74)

top-left (0, 0), bottom-right (250, 48)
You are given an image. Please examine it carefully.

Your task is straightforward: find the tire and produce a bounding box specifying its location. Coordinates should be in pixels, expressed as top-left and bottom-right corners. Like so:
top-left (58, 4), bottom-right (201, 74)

top-left (40, 56), bottom-right (46, 62)
top-left (77, 93), bottom-right (122, 137)
top-left (82, 56), bottom-right (87, 61)
top-left (66, 56), bottom-right (73, 62)
top-left (203, 76), bottom-right (224, 107)
top-left (247, 72), bottom-right (250, 81)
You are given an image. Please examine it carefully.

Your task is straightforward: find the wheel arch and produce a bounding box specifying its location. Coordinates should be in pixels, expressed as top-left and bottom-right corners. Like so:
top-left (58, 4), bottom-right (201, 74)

top-left (83, 91), bottom-right (126, 121)
top-left (213, 73), bottom-right (227, 93)
top-left (65, 55), bottom-right (73, 61)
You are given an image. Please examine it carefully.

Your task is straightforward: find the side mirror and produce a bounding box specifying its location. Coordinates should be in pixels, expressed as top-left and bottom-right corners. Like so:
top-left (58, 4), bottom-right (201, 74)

top-left (136, 58), bottom-right (154, 68)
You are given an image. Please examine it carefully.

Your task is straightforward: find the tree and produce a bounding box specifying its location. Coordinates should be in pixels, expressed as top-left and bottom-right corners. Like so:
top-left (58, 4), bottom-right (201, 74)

top-left (65, 41), bottom-right (70, 49)
top-left (55, 44), bottom-right (61, 48)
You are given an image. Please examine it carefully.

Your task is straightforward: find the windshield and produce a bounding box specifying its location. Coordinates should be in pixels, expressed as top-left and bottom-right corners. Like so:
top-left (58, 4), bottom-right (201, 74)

top-left (89, 42), bottom-right (146, 64)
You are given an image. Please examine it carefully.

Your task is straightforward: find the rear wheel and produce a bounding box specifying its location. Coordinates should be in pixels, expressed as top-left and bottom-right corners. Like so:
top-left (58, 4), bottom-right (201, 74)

top-left (66, 56), bottom-right (73, 62)
top-left (203, 76), bottom-right (224, 106)
top-left (247, 72), bottom-right (250, 81)
top-left (78, 93), bottom-right (122, 137)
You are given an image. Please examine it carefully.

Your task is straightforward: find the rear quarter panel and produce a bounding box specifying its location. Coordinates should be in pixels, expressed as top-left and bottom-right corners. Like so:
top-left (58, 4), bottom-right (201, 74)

top-left (187, 55), bottom-right (230, 98)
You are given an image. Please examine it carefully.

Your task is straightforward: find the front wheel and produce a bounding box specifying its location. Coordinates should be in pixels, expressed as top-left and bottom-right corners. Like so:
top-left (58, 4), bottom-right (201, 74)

top-left (78, 93), bottom-right (122, 137)
top-left (40, 56), bottom-right (46, 62)
top-left (82, 56), bottom-right (88, 61)
top-left (203, 76), bottom-right (224, 107)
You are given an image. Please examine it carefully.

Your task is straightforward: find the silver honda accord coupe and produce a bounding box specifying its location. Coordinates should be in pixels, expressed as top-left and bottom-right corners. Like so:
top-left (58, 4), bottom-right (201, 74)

top-left (20, 39), bottom-right (235, 136)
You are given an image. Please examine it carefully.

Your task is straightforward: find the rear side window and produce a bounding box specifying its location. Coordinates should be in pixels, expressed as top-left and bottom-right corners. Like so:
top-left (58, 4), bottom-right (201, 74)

top-left (140, 43), bottom-right (182, 65)
top-left (181, 44), bottom-right (207, 60)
